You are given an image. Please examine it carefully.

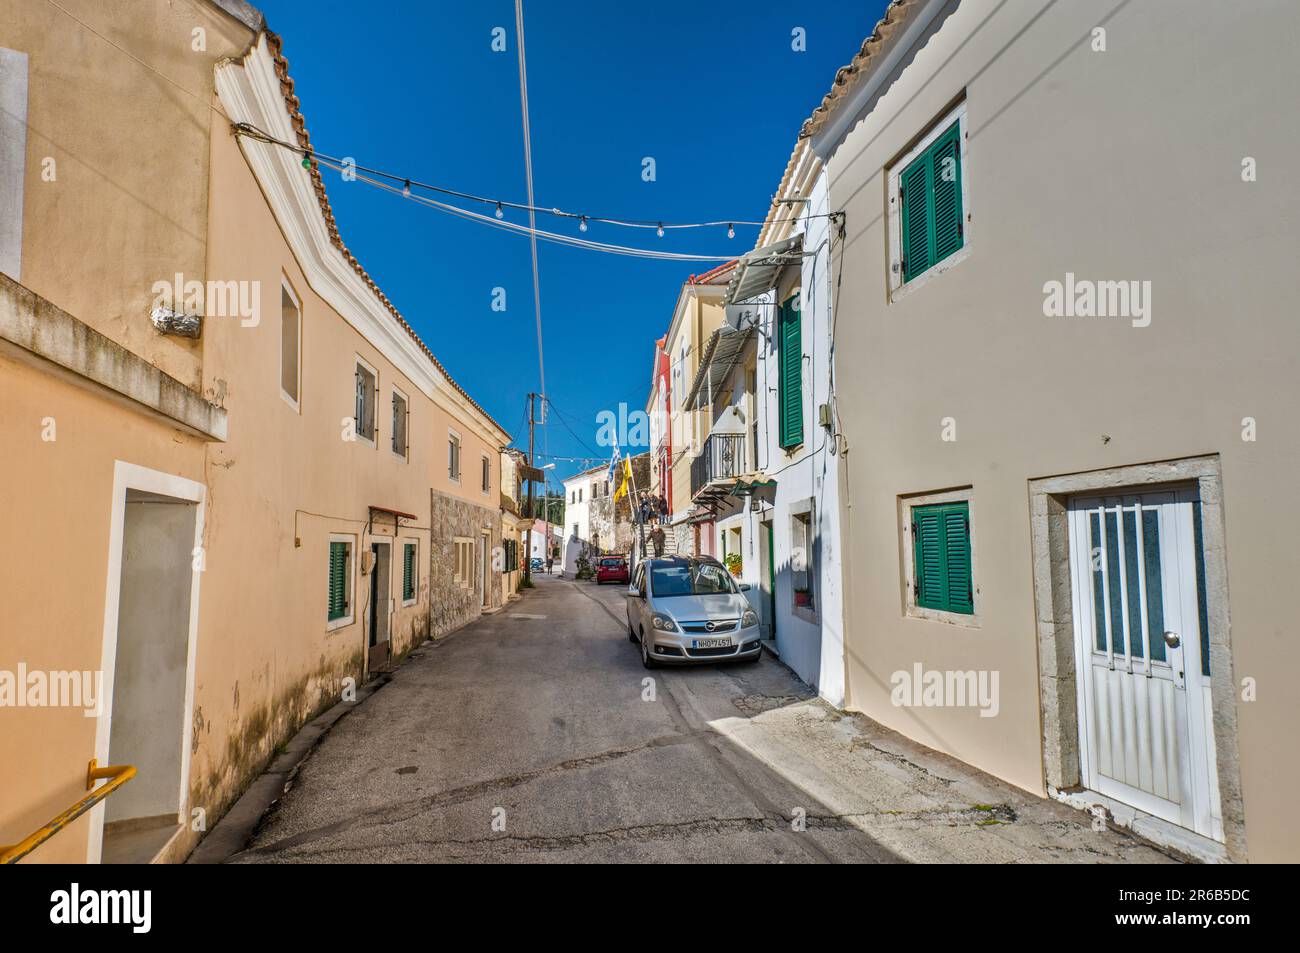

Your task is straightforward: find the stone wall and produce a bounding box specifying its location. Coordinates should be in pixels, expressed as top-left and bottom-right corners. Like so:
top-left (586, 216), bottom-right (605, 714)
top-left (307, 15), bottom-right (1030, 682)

top-left (588, 453), bottom-right (650, 556)
top-left (430, 488), bottom-right (502, 639)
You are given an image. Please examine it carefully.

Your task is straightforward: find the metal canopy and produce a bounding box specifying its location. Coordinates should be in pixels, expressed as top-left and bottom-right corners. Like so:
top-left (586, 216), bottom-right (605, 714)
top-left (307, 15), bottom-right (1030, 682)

top-left (685, 324), bottom-right (755, 411)
top-left (692, 478), bottom-right (740, 516)
top-left (722, 234), bottom-right (804, 306)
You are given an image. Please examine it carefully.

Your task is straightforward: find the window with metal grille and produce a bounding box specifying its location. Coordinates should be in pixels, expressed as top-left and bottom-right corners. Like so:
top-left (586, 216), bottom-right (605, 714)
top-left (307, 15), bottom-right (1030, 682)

top-left (790, 508), bottom-right (815, 611)
top-left (912, 501), bottom-right (973, 615)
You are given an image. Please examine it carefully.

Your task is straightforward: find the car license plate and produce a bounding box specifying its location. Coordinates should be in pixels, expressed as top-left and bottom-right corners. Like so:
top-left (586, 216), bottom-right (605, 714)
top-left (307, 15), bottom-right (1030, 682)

top-left (692, 637), bottom-right (732, 649)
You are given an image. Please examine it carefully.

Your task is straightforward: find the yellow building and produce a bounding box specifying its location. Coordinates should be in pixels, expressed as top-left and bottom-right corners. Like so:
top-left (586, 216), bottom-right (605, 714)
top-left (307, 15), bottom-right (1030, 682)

top-left (656, 262), bottom-right (734, 554)
top-left (0, 2), bottom-right (508, 863)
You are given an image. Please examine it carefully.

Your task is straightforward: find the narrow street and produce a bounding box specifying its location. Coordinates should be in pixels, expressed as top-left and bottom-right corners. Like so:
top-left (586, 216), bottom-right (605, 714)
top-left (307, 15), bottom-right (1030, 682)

top-left (231, 575), bottom-right (1173, 864)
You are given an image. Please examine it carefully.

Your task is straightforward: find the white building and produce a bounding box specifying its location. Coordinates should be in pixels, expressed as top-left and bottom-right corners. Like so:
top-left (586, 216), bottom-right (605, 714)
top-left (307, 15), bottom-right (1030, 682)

top-left (684, 141), bottom-right (845, 705)
top-left (560, 464), bottom-right (609, 548)
top-left (527, 518), bottom-right (560, 562)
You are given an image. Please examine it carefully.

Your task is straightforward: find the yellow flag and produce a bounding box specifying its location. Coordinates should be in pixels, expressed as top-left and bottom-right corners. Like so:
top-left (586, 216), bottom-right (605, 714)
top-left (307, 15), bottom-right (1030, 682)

top-left (614, 458), bottom-right (632, 500)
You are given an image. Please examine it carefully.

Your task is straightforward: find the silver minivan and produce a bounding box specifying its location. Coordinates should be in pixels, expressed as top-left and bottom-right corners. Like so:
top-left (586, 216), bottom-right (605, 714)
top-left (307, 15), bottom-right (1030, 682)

top-left (625, 556), bottom-right (761, 668)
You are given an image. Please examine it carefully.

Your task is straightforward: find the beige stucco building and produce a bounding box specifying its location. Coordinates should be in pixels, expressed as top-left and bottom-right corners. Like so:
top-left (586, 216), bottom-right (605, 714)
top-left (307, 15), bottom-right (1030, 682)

top-left (810, 0), bottom-right (1300, 861)
top-left (652, 262), bottom-right (734, 554)
top-left (0, 1), bottom-right (509, 863)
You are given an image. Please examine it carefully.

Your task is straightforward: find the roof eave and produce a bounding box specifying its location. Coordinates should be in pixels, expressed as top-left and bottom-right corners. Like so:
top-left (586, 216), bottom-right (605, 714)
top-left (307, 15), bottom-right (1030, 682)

top-left (216, 32), bottom-right (511, 445)
top-left (798, 0), bottom-right (945, 156)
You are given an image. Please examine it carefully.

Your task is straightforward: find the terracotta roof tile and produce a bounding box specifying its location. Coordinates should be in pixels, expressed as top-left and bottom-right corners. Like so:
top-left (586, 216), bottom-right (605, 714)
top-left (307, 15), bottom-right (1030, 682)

top-left (686, 259), bottom-right (738, 286)
top-left (798, 0), bottom-right (917, 141)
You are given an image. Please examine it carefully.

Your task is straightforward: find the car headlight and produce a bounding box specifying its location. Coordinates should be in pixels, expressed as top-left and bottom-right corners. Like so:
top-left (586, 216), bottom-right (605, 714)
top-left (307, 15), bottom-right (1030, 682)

top-left (741, 609), bottom-right (759, 628)
top-left (651, 613), bottom-right (677, 632)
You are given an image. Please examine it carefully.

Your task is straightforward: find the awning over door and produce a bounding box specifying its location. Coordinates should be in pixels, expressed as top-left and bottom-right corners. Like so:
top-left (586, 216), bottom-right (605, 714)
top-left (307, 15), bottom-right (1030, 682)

top-left (722, 234), bottom-right (803, 306)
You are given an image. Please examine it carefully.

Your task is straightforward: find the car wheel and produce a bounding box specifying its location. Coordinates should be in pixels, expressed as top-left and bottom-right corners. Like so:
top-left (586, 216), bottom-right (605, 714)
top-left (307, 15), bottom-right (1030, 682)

top-left (640, 630), bottom-right (657, 668)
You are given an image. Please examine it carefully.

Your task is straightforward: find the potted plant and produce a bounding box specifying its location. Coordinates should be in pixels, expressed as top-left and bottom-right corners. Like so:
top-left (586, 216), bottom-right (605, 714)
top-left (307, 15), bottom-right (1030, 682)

top-left (724, 552), bottom-right (743, 577)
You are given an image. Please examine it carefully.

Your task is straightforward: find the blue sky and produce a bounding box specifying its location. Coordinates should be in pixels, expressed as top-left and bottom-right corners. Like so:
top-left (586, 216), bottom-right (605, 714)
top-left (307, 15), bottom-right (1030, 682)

top-left (254, 0), bottom-right (886, 489)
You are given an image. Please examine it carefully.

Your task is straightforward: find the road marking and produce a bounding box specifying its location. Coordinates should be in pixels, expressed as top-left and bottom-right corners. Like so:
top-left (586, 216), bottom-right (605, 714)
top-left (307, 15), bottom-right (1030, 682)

top-left (509, 613), bottom-right (547, 620)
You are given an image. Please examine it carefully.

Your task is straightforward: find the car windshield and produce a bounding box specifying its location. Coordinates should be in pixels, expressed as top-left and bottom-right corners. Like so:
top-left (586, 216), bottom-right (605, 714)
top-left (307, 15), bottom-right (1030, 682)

top-left (600, 559), bottom-right (623, 567)
top-left (649, 561), bottom-right (736, 597)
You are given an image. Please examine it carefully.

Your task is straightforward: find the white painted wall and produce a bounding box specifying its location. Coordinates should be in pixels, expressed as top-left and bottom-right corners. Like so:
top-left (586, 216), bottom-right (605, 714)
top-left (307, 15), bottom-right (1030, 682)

top-left (527, 520), bottom-right (559, 560)
top-left (561, 474), bottom-right (591, 543)
top-left (726, 170), bottom-right (846, 705)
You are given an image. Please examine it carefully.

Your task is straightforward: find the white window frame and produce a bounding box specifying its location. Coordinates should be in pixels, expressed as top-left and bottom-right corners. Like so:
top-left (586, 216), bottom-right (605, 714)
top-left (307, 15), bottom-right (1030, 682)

top-left (898, 486), bottom-right (981, 628)
top-left (400, 538), bottom-right (419, 607)
top-left (448, 428), bottom-right (462, 483)
top-left (327, 533), bottom-right (356, 631)
top-left (353, 355), bottom-right (378, 447)
top-left (280, 276), bottom-right (302, 413)
top-left (789, 499), bottom-right (819, 625)
top-left (89, 461), bottom-right (206, 863)
top-left (887, 99), bottom-right (971, 302)
top-left (453, 536), bottom-right (474, 588)
top-left (391, 386), bottom-right (409, 461)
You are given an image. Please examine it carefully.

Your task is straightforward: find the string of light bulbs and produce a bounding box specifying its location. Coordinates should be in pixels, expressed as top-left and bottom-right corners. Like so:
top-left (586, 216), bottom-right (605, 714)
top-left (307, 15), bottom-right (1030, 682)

top-left (232, 123), bottom-right (837, 240)
top-left (48, 0), bottom-right (830, 248)
top-left (307, 153), bottom-right (737, 262)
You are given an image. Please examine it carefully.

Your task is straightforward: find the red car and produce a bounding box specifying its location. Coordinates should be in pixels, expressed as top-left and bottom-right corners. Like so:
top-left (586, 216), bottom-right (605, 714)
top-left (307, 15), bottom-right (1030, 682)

top-left (595, 556), bottom-right (629, 585)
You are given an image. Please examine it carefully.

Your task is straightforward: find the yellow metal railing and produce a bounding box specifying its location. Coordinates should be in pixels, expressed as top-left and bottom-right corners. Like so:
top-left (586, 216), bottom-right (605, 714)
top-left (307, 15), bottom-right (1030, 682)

top-left (0, 760), bottom-right (136, 864)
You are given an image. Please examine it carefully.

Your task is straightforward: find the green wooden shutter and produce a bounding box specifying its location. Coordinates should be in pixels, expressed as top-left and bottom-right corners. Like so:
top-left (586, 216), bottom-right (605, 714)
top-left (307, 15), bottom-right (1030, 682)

top-left (913, 502), bottom-right (973, 615)
top-left (402, 543), bottom-right (415, 601)
top-left (328, 542), bottom-right (348, 620)
top-left (900, 157), bottom-right (931, 282)
top-left (777, 296), bottom-right (803, 449)
top-left (900, 119), bottom-right (964, 283)
top-left (930, 123), bottom-right (964, 265)
top-left (942, 505), bottom-right (973, 613)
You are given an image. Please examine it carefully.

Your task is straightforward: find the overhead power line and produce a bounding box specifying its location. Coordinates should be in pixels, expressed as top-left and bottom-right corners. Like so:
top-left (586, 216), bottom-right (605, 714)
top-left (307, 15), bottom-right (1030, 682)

top-left (50, 0), bottom-right (838, 251)
top-left (515, 0), bottom-right (548, 459)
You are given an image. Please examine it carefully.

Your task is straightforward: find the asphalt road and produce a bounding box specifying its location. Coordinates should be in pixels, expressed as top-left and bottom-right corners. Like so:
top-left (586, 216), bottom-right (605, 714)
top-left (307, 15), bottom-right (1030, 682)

top-left (231, 572), bottom-right (900, 863)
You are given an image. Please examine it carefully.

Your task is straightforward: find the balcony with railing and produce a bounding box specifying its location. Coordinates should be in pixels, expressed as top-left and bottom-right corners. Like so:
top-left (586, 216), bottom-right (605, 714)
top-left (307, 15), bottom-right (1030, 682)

top-left (690, 432), bottom-right (746, 511)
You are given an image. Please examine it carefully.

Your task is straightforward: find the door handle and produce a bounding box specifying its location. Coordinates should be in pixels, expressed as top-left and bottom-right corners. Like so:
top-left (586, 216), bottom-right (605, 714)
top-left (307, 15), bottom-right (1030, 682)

top-left (1163, 631), bottom-right (1180, 649)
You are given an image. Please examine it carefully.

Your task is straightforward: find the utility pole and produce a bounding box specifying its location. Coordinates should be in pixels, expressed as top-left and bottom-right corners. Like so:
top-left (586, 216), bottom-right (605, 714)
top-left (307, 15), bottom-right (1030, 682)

top-left (524, 392), bottom-right (536, 584)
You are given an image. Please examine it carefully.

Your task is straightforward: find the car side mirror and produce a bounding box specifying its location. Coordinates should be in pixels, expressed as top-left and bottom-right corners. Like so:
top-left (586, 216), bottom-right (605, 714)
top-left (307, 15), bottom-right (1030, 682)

top-left (739, 583), bottom-right (752, 592)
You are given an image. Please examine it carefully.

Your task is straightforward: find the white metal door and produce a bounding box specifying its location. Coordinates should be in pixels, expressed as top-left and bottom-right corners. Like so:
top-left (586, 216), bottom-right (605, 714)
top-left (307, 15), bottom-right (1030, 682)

top-left (1067, 489), bottom-right (1222, 841)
